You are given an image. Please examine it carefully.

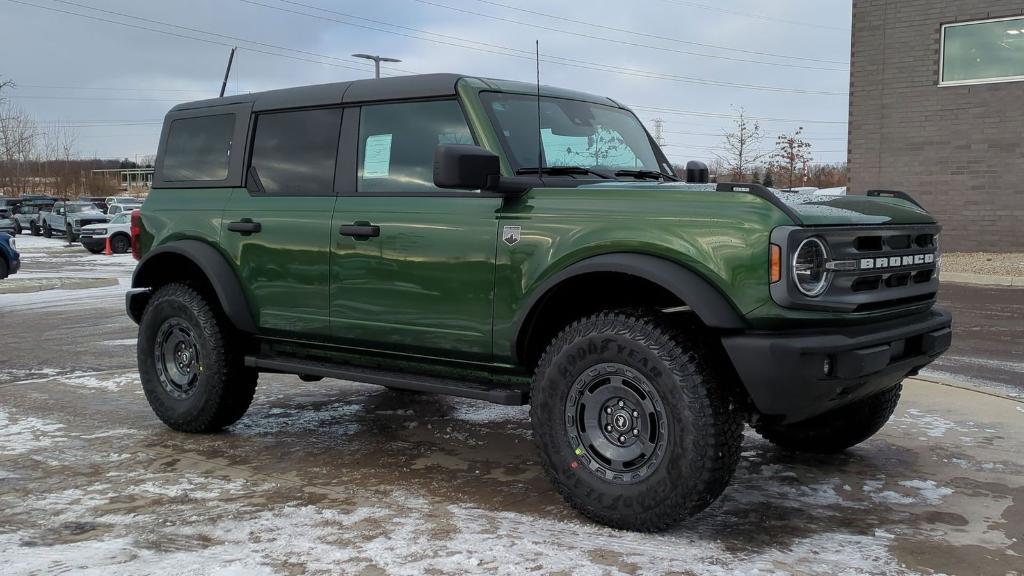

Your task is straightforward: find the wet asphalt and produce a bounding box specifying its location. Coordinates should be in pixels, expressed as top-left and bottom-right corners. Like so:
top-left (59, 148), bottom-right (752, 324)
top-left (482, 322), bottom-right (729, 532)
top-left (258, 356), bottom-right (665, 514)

top-left (0, 236), bottom-right (1022, 575)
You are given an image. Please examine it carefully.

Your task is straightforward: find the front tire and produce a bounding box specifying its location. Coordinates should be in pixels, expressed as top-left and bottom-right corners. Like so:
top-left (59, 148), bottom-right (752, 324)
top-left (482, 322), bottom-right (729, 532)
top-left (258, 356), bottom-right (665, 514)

top-left (138, 283), bottom-right (257, 432)
top-left (43, 223), bottom-right (52, 238)
top-left (753, 384), bottom-right (902, 454)
top-left (530, 311), bottom-right (743, 531)
top-left (30, 222), bottom-right (41, 236)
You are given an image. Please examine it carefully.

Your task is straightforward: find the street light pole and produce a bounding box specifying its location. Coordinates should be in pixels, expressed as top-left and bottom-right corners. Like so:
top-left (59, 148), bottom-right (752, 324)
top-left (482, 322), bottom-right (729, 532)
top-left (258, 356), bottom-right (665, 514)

top-left (351, 53), bottom-right (402, 79)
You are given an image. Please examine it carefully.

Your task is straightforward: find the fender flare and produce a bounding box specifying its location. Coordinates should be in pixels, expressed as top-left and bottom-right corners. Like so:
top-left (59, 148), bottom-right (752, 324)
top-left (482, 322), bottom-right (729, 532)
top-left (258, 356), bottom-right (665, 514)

top-left (511, 253), bottom-right (747, 361)
top-left (129, 239), bottom-right (256, 333)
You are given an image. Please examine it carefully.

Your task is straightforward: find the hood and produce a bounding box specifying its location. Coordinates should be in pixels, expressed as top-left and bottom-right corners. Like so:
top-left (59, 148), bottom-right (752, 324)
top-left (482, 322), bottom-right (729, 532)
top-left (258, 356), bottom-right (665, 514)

top-left (575, 182), bottom-right (935, 226)
top-left (774, 191), bottom-right (935, 226)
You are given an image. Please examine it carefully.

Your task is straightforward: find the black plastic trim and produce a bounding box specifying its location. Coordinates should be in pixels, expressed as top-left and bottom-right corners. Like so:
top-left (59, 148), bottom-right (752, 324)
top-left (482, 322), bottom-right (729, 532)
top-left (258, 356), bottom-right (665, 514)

top-left (511, 253), bottom-right (747, 362)
top-left (130, 240), bottom-right (256, 333)
top-left (867, 189), bottom-right (923, 209)
top-left (721, 307), bottom-right (952, 424)
top-left (716, 182), bottom-right (804, 225)
top-left (246, 355), bottom-right (528, 405)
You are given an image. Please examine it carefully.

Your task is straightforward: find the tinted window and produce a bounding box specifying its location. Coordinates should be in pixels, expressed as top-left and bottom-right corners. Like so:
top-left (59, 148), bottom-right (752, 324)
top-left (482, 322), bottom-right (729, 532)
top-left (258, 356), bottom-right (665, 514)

top-left (248, 108), bottom-right (342, 196)
top-left (942, 17), bottom-right (1024, 84)
top-left (162, 114), bottom-right (235, 181)
top-left (357, 100), bottom-right (474, 194)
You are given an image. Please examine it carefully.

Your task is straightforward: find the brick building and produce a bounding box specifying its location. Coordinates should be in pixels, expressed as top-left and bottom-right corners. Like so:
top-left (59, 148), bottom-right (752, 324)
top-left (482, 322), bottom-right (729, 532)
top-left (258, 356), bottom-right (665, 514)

top-left (849, 1), bottom-right (1024, 251)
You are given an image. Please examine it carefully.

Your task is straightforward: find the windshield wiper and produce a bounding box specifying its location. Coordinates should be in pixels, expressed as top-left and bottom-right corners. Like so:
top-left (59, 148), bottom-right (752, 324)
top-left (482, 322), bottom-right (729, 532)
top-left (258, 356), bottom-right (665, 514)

top-left (515, 166), bottom-right (614, 179)
top-left (614, 169), bottom-right (679, 182)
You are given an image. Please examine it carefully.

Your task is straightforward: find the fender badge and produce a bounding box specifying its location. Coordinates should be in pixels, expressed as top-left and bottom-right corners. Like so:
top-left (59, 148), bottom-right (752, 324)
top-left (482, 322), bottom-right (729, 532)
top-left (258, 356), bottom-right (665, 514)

top-left (503, 225), bottom-right (521, 246)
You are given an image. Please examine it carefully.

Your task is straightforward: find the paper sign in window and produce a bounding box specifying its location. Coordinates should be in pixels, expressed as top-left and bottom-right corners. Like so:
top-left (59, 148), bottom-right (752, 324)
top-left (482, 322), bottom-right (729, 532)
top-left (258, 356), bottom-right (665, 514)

top-left (363, 134), bottom-right (393, 179)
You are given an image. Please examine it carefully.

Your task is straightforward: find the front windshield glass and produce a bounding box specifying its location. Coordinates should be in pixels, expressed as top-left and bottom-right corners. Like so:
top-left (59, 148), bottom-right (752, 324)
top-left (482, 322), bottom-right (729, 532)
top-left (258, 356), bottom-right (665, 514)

top-left (480, 92), bottom-right (663, 173)
top-left (68, 203), bottom-right (101, 213)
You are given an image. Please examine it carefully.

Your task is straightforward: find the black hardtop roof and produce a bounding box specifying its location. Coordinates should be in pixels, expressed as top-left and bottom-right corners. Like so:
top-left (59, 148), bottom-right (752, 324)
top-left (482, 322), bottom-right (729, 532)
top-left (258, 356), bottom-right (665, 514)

top-left (168, 73), bottom-right (623, 113)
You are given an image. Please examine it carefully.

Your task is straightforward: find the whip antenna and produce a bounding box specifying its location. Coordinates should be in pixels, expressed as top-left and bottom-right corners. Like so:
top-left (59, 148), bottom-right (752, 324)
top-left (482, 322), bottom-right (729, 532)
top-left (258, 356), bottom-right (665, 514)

top-left (536, 40), bottom-right (543, 183)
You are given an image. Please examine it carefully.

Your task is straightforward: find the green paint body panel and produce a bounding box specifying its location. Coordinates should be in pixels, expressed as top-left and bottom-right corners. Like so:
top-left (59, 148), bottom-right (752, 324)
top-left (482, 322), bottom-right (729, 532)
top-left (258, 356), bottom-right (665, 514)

top-left (136, 81), bottom-right (943, 378)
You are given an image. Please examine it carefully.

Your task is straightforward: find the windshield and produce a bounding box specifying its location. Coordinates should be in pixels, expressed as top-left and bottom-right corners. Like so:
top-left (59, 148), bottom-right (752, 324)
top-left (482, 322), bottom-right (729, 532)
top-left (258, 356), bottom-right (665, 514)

top-left (68, 203), bottom-right (101, 213)
top-left (110, 213), bottom-right (130, 224)
top-left (480, 92), bottom-right (665, 174)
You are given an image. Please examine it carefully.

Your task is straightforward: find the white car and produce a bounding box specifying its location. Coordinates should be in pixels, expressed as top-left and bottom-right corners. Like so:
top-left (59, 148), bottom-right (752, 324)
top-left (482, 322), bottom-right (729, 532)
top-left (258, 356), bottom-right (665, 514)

top-left (107, 202), bottom-right (142, 216)
top-left (79, 211), bottom-right (132, 254)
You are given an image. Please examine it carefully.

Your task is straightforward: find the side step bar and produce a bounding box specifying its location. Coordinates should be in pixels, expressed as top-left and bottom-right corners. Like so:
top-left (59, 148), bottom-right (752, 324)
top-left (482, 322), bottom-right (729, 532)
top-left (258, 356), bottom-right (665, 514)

top-left (244, 355), bottom-right (529, 406)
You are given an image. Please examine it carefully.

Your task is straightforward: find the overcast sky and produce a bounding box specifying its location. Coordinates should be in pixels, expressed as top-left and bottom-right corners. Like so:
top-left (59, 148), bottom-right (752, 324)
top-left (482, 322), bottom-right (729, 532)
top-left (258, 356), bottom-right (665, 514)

top-left (0, 0), bottom-right (852, 166)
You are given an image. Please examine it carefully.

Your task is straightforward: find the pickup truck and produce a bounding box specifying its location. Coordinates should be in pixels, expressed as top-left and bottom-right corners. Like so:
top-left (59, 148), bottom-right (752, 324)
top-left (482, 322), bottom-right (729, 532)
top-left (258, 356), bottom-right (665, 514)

top-left (39, 201), bottom-right (109, 241)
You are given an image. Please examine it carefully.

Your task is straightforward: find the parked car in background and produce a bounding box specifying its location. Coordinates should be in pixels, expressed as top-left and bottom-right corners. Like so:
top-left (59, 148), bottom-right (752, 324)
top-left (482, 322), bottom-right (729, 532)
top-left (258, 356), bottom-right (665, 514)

top-left (0, 232), bottom-right (19, 279)
top-left (39, 201), bottom-right (109, 241)
top-left (87, 196), bottom-right (110, 213)
top-left (12, 199), bottom-right (56, 236)
top-left (0, 215), bottom-right (14, 236)
top-left (107, 202), bottom-right (142, 216)
top-left (0, 198), bottom-right (17, 226)
top-left (79, 211), bottom-right (132, 254)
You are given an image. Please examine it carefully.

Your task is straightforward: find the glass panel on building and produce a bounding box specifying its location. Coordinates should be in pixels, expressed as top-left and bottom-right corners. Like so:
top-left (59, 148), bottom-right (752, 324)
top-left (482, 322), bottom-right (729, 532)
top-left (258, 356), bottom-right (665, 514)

top-left (942, 17), bottom-right (1024, 84)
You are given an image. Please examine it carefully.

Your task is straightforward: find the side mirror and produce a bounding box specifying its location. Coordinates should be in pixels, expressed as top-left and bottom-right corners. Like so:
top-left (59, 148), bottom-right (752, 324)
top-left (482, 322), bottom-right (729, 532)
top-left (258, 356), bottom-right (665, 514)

top-left (685, 160), bottom-right (710, 184)
top-left (434, 144), bottom-right (501, 191)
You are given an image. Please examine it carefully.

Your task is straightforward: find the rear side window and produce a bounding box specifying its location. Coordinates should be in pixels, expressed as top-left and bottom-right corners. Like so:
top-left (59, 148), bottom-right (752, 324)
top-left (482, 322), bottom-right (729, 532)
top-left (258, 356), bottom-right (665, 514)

top-left (357, 100), bottom-right (474, 194)
top-left (162, 114), bottom-right (235, 182)
top-left (248, 108), bottom-right (343, 196)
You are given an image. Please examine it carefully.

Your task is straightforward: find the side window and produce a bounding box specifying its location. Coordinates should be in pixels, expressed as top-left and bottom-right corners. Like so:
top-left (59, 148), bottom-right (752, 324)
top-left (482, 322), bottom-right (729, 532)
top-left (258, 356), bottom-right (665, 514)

top-left (357, 100), bottom-right (474, 194)
top-left (248, 108), bottom-right (343, 196)
top-left (162, 114), bottom-right (235, 182)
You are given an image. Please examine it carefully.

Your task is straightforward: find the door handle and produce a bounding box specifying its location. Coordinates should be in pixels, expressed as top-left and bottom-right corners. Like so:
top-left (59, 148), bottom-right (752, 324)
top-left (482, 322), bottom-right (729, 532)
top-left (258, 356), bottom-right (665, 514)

top-left (339, 223), bottom-right (380, 240)
top-left (227, 219), bottom-right (261, 236)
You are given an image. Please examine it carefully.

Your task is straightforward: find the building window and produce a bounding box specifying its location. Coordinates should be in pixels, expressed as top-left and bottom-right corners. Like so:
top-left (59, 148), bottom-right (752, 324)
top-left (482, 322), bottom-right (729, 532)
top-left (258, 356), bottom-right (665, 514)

top-left (941, 16), bottom-right (1024, 86)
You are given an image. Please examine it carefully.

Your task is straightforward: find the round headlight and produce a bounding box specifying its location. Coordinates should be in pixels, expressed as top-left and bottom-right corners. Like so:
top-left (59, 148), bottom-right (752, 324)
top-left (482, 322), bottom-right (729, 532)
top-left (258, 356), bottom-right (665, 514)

top-left (793, 237), bottom-right (830, 297)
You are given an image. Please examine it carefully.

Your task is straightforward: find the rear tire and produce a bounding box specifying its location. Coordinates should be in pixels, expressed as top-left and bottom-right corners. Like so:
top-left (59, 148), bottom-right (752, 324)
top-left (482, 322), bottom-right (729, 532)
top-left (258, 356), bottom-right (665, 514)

top-left (111, 234), bottom-right (130, 254)
top-left (753, 384), bottom-right (902, 454)
top-left (530, 310), bottom-right (743, 532)
top-left (138, 283), bottom-right (257, 432)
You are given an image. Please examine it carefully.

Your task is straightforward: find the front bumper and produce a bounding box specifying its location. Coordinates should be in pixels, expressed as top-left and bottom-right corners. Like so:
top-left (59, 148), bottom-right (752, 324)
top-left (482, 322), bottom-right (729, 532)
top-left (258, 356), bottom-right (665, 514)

top-left (722, 307), bottom-right (952, 424)
top-left (80, 236), bottom-right (107, 251)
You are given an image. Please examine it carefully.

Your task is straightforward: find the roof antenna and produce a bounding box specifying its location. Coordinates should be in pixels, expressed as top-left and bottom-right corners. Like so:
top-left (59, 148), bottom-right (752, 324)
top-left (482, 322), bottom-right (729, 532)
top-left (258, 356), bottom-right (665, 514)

top-left (219, 47), bottom-right (236, 98)
top-left (535, 40), bottom-right (543, 183)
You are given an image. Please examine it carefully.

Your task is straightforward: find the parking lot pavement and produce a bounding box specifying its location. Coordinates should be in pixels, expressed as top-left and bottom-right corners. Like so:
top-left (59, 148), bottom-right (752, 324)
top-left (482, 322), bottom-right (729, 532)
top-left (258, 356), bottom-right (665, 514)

top-left (2, 237), bottom-right (1022, 575)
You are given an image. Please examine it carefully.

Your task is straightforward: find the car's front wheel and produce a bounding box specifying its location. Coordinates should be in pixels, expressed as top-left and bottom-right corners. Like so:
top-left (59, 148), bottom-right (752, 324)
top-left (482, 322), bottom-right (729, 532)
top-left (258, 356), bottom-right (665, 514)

top-left (30, 222), bottom-right (41, 236)
top-left (530, 311), bottom-right (743, 531)
top-left (138, 283), bottom-right (257, 432)
top-left (753, 384), bottom-right (902, 454)
top-left (0, 258), bottom-right (8, 279)
top-left (11, 221), bottom-right (20, 235)
top-left (43, 223), bottom-right (52, 238)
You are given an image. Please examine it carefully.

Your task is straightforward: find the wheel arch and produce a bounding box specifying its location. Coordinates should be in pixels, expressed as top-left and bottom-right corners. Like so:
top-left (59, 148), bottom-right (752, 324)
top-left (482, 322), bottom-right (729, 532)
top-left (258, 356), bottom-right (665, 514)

top-left (511, 252), bottom-right (747, 368)
top-left (129, 239), bottom-right (255, 333)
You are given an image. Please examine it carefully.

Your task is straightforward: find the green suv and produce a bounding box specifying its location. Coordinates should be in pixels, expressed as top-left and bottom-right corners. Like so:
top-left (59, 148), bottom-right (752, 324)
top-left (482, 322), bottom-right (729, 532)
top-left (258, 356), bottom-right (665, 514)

top-left (127, 74), bottom-right (952, 531)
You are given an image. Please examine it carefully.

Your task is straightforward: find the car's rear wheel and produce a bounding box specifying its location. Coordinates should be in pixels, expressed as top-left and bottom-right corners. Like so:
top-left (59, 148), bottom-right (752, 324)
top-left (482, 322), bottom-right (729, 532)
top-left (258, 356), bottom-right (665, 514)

top-left (111, 234), bottom-right (130, 254)
top-left (753, 384), bottom-right (902, 454)
top-left (138, 283), bottom-right (257, 432)
top-left (530, 310), bottom-right (743, 531)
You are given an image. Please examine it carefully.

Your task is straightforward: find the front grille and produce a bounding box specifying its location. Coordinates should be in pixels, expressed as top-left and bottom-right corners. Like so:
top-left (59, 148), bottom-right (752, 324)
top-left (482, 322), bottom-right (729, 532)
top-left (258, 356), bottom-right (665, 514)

top-left (771, 224), bottom-right (941, 313)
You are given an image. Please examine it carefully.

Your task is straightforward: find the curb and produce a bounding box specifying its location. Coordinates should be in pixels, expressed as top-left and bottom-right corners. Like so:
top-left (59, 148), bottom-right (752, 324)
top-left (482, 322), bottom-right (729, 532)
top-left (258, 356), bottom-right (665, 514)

top-left (909, 375), bottom-right (1024, 404)
top-left (942, 272), bottom-right (1024, 287)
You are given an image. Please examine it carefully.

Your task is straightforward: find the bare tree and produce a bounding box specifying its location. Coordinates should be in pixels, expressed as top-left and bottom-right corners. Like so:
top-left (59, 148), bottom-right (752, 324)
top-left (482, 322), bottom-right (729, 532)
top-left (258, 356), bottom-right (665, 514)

top-left (769, 127), bottom-right (813, 189)
top-left (714, 107), bottom-right (767, 182)
top-left (0, 101), bottom-right (41, 195)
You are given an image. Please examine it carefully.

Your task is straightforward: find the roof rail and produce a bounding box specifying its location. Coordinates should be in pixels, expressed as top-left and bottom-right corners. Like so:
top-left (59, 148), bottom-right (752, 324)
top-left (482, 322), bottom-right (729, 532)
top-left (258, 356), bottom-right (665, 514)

top-left (715, 182), bottom-right (804, 225)
top-left (866, 189), bottom-right (923, 209)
